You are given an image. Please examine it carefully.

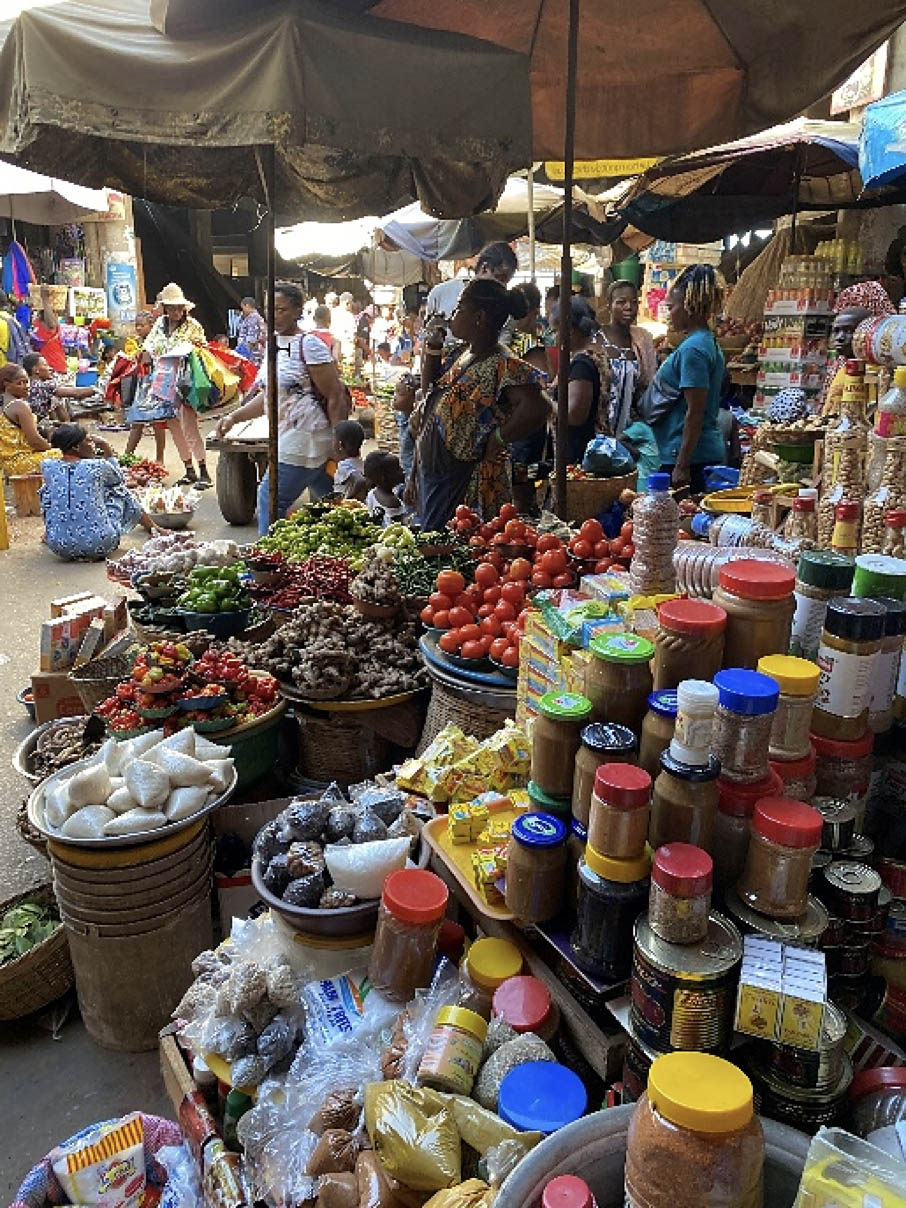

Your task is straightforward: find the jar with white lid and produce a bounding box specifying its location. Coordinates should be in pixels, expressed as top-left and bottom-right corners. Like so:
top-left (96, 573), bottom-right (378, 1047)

top-left (756, 654), bottom-right (820, 761)
top-left (670, 679), bottom-right (719, 765)
top-left (712, 669), bottom-right (779, 784)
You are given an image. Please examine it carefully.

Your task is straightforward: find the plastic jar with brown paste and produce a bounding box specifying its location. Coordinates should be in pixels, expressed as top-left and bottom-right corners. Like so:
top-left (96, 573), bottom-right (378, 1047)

top-left (770, 746), bottom-right (817, 803)
top-left (737, 796), bottom-right (823, 919)
top-left (504, 812), bottom-right (568, 922)
top-left (813, 597), bottom-right (886, 742)
top-left (369, 869), bottom-right (449, 1002)
top-left (650, 751), bottom-right (721, 853)
top-left (756, 654), bottom-right (820, 762)
top-left (649, 843), bottom-right (713, 944)
top-left (639, 690), bottom-right (678, 779)
top-left (713, 770), bottom-right (783, 897)
top-left (653, 598), bottom-right (727, 690)
top-left (712, 669), bottom-right (779, 784)
top-left (713, 559), bottom-right (796, 671)
top-left (588, 762), bottom-right (652, 859)
top-left (586, 633), bottom-right (654, 735)
top-left (571, 722), bottom-right (636, 830)
top-left (532, 691), bottom-right (593, 798)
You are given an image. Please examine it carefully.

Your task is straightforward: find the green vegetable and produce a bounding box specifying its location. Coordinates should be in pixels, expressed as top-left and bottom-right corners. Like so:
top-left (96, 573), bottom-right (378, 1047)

top-left (0, 900), bottom-right (59, 965)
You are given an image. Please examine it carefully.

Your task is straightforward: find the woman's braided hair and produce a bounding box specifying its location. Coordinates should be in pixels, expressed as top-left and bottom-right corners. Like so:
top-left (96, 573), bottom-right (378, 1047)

top-left (673, 263), bottom-right (724, 321)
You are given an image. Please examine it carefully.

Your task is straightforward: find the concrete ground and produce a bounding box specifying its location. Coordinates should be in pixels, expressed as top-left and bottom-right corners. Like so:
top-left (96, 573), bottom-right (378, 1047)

top-left (0, 417), bottom-right (258, 1198)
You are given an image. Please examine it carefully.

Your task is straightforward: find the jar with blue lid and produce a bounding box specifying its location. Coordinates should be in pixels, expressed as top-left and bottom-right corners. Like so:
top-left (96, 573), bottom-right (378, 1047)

top-left (640, 689), bottom-right (679, 779)
top-left (713, 668), bottom-right (780, 785)
top-left (497, 1061), bottom-right (588, 1133)
top-left (505, 811), bottom-right (568, 922)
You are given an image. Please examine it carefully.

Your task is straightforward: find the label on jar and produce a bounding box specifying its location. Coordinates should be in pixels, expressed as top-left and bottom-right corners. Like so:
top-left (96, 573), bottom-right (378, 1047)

top-left (790, 591), bottom-right (830, 661)
top-left (816, 644), bottom-right (877, 718)
top-left (876, 412), bottom-right (906, 438)
top-left (673, 707), bottom-right (714, 754)
top-left (870, 646), bottom-right (902, 713)
top-left (417, 1026), bottom-right (482, 1094)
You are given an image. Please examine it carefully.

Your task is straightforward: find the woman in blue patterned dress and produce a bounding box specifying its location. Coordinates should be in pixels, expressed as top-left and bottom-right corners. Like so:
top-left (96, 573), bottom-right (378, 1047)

top-left (41, 424), bottom-right (153, 560)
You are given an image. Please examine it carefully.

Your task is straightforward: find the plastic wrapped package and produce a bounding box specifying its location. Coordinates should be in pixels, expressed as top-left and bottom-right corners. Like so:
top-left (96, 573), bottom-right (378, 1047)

top-left (482, 1016), bottom-right (518, 1058)
top-left (311, 1088), bottom-right (361, 1135)
top-left (422, 1182), bottom-right (492, 1208)
top-left (236, 1092), bottom-right (319, 1207)
top-left (306, 1130), bottom-right (359, 1176)
top-left (398, 961), bottom-right (466, 1087)
top-left (324, 838), bottom-right (411, 900)
top-left (793, 1126), bottom-right (906, 1205)
top-left (447, 1096), bottom-right (541, 1158)
top-left (317, 1172), bottom-right (359, 1208)
top-left (355, 1152), bottom-right (425, 1208)
top-left (350, 782), bottom-right (406, 827)
top-left (157, 1144), bottom-right (204, 1208)
top-left (364, 1082), bottom-right (461, 1191)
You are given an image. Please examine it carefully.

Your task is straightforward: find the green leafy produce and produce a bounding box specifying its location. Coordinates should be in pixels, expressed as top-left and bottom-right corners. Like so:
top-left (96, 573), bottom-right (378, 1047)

top-left (178, 563), bottom-right (252, 613)
top-left (391, 542), bottom-right (476, 598)
top-left (257, 506), bottom-right (382, 569)
top-left (0, 900), bottom-right (59, 964)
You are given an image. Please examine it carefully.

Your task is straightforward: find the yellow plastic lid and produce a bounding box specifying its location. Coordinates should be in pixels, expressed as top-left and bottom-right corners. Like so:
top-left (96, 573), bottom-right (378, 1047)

top-left (756, 654), bottom-right (820, 697)
top-left (465, 937), bottom-right (523, 991)
top-left (648, 1052), bottom-right (753, 1133)
top-left (585, 843), bottom-right (651, 883)
top-left (435, 1005), bottom-right (488, 1042)
top-left (894, 367), bottom-right (906, 388)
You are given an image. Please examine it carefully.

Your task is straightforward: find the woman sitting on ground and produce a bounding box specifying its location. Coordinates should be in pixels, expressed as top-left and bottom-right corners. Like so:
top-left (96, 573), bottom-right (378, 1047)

top-left (40, 424), bottom-right (154, 560)
top-left (0, 362), bottom-right (61, 476)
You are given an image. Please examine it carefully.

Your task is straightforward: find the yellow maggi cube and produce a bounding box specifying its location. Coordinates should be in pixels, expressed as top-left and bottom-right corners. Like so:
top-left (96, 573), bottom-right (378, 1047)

top-left (448, 806), bottom-right (472, 844)
top-left (468, 801), bottom-right (489, 839)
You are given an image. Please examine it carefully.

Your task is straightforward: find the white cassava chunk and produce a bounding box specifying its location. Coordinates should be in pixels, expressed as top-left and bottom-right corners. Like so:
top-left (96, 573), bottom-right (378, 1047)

top-left (124, 759), bottom-right (170, 809)
top-left (63, 805), bottom-right (115, 838)
top-left (156, 748), bottom-right (212, 787)
top-left (164, 785), bottom-right (210, 822)
top-left (104, 808), bottom-right (168, 836)
top-left (67, 764), bottom-right (113, 808)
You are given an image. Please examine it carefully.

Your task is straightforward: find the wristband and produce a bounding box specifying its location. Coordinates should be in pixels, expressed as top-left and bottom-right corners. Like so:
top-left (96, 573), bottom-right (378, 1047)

top-left (493, 428), bottom-right (506, 448)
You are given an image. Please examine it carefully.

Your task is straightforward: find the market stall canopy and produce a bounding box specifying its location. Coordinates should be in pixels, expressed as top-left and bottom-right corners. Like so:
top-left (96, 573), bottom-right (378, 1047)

top-left (0, 159), bottom-right (110, 223)
top-left (614, 119), bottom-right (906, 243)
top-left (860, 91), bottom-right (906, 190)
top-left (152, 0), bottom-right (905, 165)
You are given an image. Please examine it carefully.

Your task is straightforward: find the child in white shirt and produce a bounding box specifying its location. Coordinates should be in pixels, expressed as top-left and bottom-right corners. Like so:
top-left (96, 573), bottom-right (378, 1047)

top-left (364, 449), bottom-right (407, 527)
top-left (332, 419), bottom-right (367, 501)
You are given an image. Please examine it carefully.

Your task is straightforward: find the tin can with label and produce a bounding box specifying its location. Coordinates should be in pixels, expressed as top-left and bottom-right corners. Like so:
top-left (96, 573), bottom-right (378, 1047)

top-left (630, 910), bottom-right (742, 1054)
top-left (822, 861), bottom-right (882, 921)
top-left (621, 1024), bottom-right (660, 1103)
top-left (832, 939), bottom-right (872, 977)
top-left (812, 797), bottom-right (857, 851)
top-left (875, 886), bottom-right (892, 936)
top-left (760, 1003), bottom-right (847, 1092)
top-left (749, 1054), bottom-right (853, 1134)
top-left (843, 834), bottom-right (875, 862)
top-left (870, 977), bottom-right (906, 1042)
top-left (819, 913), bottom-right (849, 950)
top-left (724, 886), bottom-right (829, 948)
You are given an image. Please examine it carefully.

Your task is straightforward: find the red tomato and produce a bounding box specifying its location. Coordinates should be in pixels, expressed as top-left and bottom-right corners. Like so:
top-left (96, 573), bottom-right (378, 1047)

top-left (459, 623), bottom-right (482, 644)
top-left (536, 534), bottom-right (562, 554)
top-left (509, 557), bottom-right (533, 581)
top-left (492, 533), bottom-right (509, 546)
top-left (437, 570), bottom-right (466, 596)
top-left (439, 630), bottom-right (460, 653)
top-left (490, 637), bottom-right (509, 661)
top-left (501, 620), bottom-right (516, 638)
top-left (451, 592), bottom-right (472, 610)
top-left (433, 609), bottom-right (451, 629)
top-left (483, 585), bottom-right (502, 605)
top-left (500, 582), bottom-right (525, 607)
top-left (552, 573), bottom-right (574, 588)
top-left (455, 505), bottom-right (472, 521)
top-left (419, 605), bottom-right (435, 624)
top-left (454, 519), bottom-right (471, 533)
top-left (480, 614), bottom-right (503, 637)
top-left (501, 645), bottom-right (520, 668)
top-left (498, 503), bottom-right (518, 523)
top-left (474, 562), bottom-right (499, 589)
top-left (449, 606), bottom-right (473, 629)
top-left (468, 535), bottom-right (486, 548)
top-left (609, 537), bottom-right (626, 556)
top-left (504, 518), bottom-right (527, 540)
top-left (593, 540), bottom-right (609, 559)
top-left (540, 548), bottom-right (568, 576)
top-left (594, 560), bottom-right (612, 573)
top-left (571, 538), bottom-right (593, 560)
top-left (524, 532), bottom-right (537, 548)
top-left (484, 550), bottom-right (505, 570)
top-left (465, 584), bottom-right (483, 605)
top-left (489, 517), bottom-right (504, 533)
top-left (461, 640), bottom-right (485, 660)
top-left (480, 634), bottom-right (493, 654)
top-left (622, 542), bottom-right (636, 559)
top-left (579, 518), bottom-right (605, 544)
top-left (494, 600), bottom-right (517, 622)
top-left (620, 520), bottom-right (634, 540)
top-left (428, 592), bottom-right (452, 611)
top-left (478, 603), bottom-right (496, 619)
top-left (531, 570), bottom-right (553, 588)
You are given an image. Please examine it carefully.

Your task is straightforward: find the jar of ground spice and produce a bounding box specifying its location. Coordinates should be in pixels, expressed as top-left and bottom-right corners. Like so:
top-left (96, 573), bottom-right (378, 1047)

top-left (587, 762), bottom-right (652, 860)
top-left (571, 844), bottom-right (651, 980)
top-left (649, 843), bottom-right (713, 944)
top-left (369, 869), bottom-right (449, 1002)
top-left (813, 598), bottom-right (886, 742)
top-left (789, 550), bottom-right (855, 662)
top-left (713, 559), bottom-right (796, 670)
top-left (571, 722), bottom-right (637, 831)
top-left (810, 731), bottom-right (874, 821)
top-left (712, 770), bottom-right (783, 897)
top-left (653, 598), bottom-right (727, 690)
top-left (505, 812), bottom-right (568, 922)
top-left (737, 796), bottom-right (823, 919)
top-left (492, 975), bottom-right (559, 1043)
top-left (586, 633), bottom-right (655, 735)
top-left (712, 669), bottom-right (779, 784)
top-left (532, 691), bottom-right (594, 798)
top-left (639, 690), bottom-right (678, 779)
top-left (650, 751), bottom-right (721, 852)
top-left (770, 746), bottom-right (817, 803)
top-left (756, 654), bottom-right (820, 762)
top-left (624, 1052), bottom-right (765, 1208)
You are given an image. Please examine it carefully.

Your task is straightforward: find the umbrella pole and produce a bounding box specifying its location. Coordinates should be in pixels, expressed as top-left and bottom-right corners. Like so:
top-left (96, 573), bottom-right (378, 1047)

top-left (555, 0), bottom-right (579, 519)
top-left (264, 143), bottom-right (279, 527)
top-left (527, 166), bottom-right (536, 282)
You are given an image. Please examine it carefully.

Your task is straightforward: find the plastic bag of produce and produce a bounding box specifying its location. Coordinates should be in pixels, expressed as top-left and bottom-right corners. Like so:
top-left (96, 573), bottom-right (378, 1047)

top-left (364, 1082), bottom-right (460, 1191)
top-left (581, 435), bottom-right (636, 478)
top-left (306, 1129), bottom-right (359, 1176)
top-left (324, 837), bottom-right (410, 900)
top-left (354, 1153), bottom-right (426, 1208)
top-left (318, 1172), bottom-right (359, 1208)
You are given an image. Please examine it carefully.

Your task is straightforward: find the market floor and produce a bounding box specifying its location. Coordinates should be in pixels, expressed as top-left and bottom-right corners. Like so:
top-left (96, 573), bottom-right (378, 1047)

top-left (0, 422), bottom-right (258, 1196)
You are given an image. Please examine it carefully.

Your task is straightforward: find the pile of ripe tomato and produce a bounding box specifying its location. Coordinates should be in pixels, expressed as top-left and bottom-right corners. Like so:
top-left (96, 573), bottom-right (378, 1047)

top-left (419, 565), bottom-right (526, 667)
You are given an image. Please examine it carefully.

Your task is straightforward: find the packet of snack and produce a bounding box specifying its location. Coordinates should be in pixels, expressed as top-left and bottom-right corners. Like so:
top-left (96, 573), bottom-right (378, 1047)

top-left (51, 1114), bottom-right (147, 1208)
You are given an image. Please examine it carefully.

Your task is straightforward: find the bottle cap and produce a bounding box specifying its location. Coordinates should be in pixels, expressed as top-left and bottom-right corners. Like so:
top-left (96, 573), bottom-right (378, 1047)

top-left (756, 654), bottom-right (820, 697)
top-left (792, 496), bottom-right (815, 513)
top-left (850, 1065), bottom-right (906, 1102)
top-left (497, 1062), bottom-right (587, 1134)
top-left (492, 975), bottom-right (552, 1033)
top-left (657, 598), bottom-right (727, 636)
top-left (648, 472), bottom-right (670, 492)
top-left (718, 559), bottom-right (795, 600)
top-left (651, 843), bottom-right (713, 897)
top-left (798, 488), bottom-right (819, 501)
top-left (796, 550), bottom-right (855, 591)
top-left (225, 1089), bottom-right (253, 1114)
top-left (382, 868), bottom-right (449, 925)
top-left (647, 688), bottom-right (679, 718)
top-left (875, 596), bottom-right (906, 638)
top-left (714, 668), bottom-right (780, 716)
top-left (834, 501), bottom-right (860, 521)
top-left (676, 678), bottom-right (719, 712)
top-left (592, 762), bottom-right (651, 811)
top-left (585, 843), bottom-right (652, 883)
top-left (465, 937), bottom-right (523, 991)
top-left (511, 812), bottom-right (569, 849)
top-left (434, 1005), bottom-right (488, 1043)
top-left (751, 796), bottom-right (823, 848)
top-left (823, 597), bottom-right (886, 644)
top-left (884, 509), bottom-right (906, 528)
top-left (579, 721), bottom-right (636, 756)
top-left (542, 1176), bottom-right (595, 1208)
top-left (659, 750), bottom-right (721, 781)
top-left (718, 769), bottom-right (784, 818)
top-left (589, 632), bottom-right (655, 664)
top-left (810, 730), bottom-right (874, 760)
top-left (526, 780), bottom-right (572, 812)
top-left (647, 1053), bottom-right (753, 1133)
top-left (538, 691), bottom-right (594, 722)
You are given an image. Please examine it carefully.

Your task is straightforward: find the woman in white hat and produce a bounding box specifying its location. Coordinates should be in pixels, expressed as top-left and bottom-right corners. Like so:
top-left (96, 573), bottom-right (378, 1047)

top-left (141, 283), bottom-right (210, 486)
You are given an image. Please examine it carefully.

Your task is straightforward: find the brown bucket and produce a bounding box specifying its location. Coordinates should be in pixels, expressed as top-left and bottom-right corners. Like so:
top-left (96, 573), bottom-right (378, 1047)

top-left (50, 828), bottom-right (210, 898)
top-left (54, 859), bottom-right (213, 928)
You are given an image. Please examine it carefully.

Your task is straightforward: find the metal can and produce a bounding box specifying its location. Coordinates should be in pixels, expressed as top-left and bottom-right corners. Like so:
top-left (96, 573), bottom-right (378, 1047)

top-left (870, 978), bottom-right (906, 1042)
top-left (877, 858), bottom-right (906, 899)
top-left (621, 1024), bottom-right (660, 1103)
top-left (812, 797), bottom-right (857, 851)
top-left (819, 913), bottom-right (849, 950)
top-left (760, 1003), bottom-right (847, 1092)
top-left (832, 939), bottom-right (872, 978)
top-left (724, 886), bottom-right (829, 948)
top-left (810, 849), bottom-right (833, 890)
top-left (630, 910), bottom-right (742, 1054)
top-left (822, 861), bottom-right (882, 922)
top-left (875, 887), bottom-right (892, 936)
top-left (829, 973), bottom-right (869, 1012)
top-left (843, 834), bottom-right (875, 862)
top-left (749, 1054), bottom-right (853, 1134)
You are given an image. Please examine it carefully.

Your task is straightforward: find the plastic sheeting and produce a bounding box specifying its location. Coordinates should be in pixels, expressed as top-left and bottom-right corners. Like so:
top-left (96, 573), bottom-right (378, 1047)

top-left (861, 91), bottom-right (906, 190)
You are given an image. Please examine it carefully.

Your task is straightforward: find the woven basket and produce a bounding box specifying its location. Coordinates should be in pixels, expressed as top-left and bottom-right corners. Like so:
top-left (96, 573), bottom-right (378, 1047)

top-left (27, 283), bottom-right (70, 312)
top-left (553, 471), bottom-right (638, 524)
top-left (68, 656), bottom-right (132, 714)
top-left (417, 680), bottom-right (514, 753)
top-left (0, 884), bottom-right (73, 1020)
top-left (297, 713), bottom-right (388, 786)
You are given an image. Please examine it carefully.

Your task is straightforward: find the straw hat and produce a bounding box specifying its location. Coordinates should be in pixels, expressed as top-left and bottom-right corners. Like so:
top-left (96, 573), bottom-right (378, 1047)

top-left (157, 282), bottom-right (195, 310)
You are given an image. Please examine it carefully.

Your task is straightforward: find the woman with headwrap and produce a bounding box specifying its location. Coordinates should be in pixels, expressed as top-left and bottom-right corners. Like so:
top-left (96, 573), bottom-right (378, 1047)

top-left (820, 281), bottom-right (895, 416)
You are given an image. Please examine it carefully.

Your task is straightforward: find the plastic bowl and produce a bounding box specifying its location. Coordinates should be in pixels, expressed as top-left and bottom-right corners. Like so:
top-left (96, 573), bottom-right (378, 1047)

top-left (178, 608), bottom-right (251, 638)
top-left (488, 656), bottom-right (519, 681)
top-left (191, 715), bottom-right (235, 733)
top-left (177, 692), bottom-right (229, 712)
top-left (441, 648), bottom-right (491, 673)
top-left (17, 686), bottom-right (36, 721)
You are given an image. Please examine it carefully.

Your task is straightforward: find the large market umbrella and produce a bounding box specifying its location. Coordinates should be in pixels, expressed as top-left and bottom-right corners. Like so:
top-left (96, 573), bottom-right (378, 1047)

top-left (0, 160), bottom-right (109, 226)
top-left (860, 91), bottom-right (906, 190)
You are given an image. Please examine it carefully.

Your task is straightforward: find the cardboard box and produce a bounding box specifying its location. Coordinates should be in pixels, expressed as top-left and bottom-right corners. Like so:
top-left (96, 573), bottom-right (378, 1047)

top-left (39, 618), bottom-right (85, 672)
top-left (31, 668), bottom-right (85, 724)
top-left (50, 590), bottom-right (94, 618)
top-left (74, 617), bottom-right (107, 667)
top-left (103, 597), bottom-right (128, 641)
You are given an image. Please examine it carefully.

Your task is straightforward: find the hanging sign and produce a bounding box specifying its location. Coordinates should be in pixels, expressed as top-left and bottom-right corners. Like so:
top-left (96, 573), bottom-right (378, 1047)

top-left (544, 158), bottom-right (660, 180)
top-left (106, 261), bottom-right (137, 324)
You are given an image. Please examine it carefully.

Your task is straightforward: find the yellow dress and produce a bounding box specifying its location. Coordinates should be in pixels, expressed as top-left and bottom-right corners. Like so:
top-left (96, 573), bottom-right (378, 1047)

top-left (0, 413), bottom-right (60, 476)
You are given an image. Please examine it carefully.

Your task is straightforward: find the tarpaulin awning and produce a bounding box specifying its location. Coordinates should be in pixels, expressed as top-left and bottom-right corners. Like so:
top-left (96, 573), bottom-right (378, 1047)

top-left (861, 91), bottom-right (906, 189)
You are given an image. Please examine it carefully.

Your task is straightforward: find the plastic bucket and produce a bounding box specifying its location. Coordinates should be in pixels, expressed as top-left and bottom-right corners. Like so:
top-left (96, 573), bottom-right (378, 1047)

top-left (49, 827), bottom-right (209, 898)
top-left (611, 257), bottom-right (641, 286)
top-left (54, 858), bottom-right (213, 928)
top-left (494, 1106), bottom-right (809, 1208)
top-left (47, 819), bottom-right (208, 870)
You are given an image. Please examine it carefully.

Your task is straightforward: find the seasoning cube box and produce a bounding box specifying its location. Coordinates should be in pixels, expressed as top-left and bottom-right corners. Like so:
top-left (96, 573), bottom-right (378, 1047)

top-left (779, 976), bottom-right (826, 1050)
top-left (468, 801), bottom-right (489, 839)
top-left (448, 807), bottom-right (472, 845)
top-left (736, 970), bottom-right (783, 1041)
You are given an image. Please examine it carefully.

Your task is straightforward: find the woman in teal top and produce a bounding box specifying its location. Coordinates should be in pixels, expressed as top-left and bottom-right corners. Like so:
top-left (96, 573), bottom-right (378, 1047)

top-left (650, 264), bottom-right (725, 491)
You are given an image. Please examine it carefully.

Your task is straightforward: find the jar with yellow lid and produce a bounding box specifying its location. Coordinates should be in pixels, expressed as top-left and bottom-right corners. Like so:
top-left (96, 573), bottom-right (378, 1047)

top-left (625, 1052), bottom-right (764, 1208)
top-left (756, 654), bottom-right (820, 762)
top-left (459, 937), bottom-right (523, 1018)
top-left (585, 633), bottom-right (654, 736)
top-left (416, 1005), bottom-right (488, 1094)
top-left (532, 691), bottom-right (593, 798)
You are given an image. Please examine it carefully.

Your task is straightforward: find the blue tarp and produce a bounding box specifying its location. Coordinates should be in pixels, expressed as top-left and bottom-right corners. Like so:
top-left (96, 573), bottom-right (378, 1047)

top-left (861, 91), bottom-right (906, 190)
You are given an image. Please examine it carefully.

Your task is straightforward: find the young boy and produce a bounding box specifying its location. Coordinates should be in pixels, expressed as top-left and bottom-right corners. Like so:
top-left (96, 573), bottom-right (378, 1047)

top-left (312, 305), bottom-right (340, 361)
top-left (333, 419), bottom-right (368, 500)
top-left (363, 449), bottom-right (407, 526)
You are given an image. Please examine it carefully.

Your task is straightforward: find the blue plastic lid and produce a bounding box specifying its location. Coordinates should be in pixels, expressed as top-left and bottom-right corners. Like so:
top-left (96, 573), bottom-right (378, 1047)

top-left (647, 689), bottom-right (679, 718)
top-left (511, 812), bottom-right (568, 848)
top-left (571, 818), bottom-right (588, 842)
top-left (648, 472), bottom-right (670, 492)
top-left (691, 512), bottom-right (714, 536)
top-left (714, 668), bottom-right (780, 716)
top-left (497, 1062), bottom-right (588, 1133)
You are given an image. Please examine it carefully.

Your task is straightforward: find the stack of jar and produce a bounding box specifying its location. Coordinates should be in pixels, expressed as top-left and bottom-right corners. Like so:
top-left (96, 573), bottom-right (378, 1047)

top-left (649, 680), bottom-right (721, 852)
top-left (571, 763), bottom-right (652, 982)
top-left (755, 654), bottom-right (820, 822)
top-left (531, 691), bottom-right (594, 812)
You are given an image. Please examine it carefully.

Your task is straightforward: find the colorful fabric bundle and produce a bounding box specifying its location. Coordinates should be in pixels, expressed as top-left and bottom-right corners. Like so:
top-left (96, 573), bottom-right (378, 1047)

top-left (1, 238), bottom-right (36, 300)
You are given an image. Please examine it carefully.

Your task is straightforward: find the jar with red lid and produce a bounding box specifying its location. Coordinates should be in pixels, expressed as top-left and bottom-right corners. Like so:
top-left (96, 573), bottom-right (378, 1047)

top-left (788, 495), bottom-right (818, 543)
top-left (831, 500), bottom-right (861, 556)
top-left (712, 560), bottom-right (796, 670)
top-left (849, 1066), bottom-right (906, 1137)
top-left (713, 769), bottom-right (783, 896)
top-left (368, 869), bottom-right (448, 1002)
top-left (652, 598), bottom-right (727, 691)
top-left (770, 746), bottom-right (817, 803)
top-left (737, 797), bottom-right (823, 919)
top-left (492, 975), bottom-right (559, 1042)
top-left (882, 508), bottom-right (906, 558)
top-left (588, 762), bottom-right (652, 860)
top-left (649, 843), bottom-right (713, 943)
top-left (811, 730), bottom-right (875, 826)
top-left (542, 1175), bottom-right (597, 1208)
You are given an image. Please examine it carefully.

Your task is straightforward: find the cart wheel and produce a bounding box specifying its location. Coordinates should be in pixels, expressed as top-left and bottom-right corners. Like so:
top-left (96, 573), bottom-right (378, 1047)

top-left (216, 450), bottom-right (258, 526)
